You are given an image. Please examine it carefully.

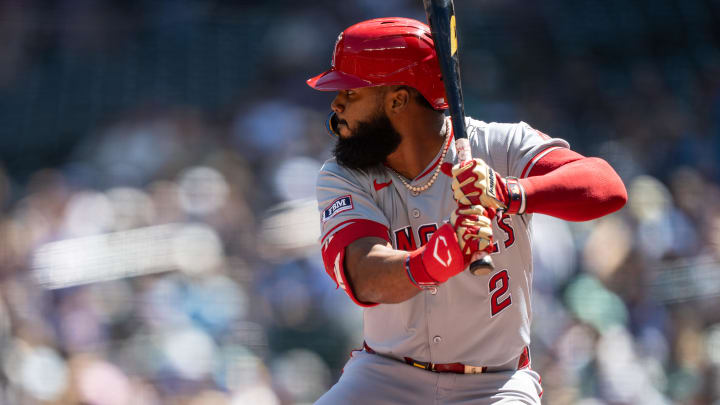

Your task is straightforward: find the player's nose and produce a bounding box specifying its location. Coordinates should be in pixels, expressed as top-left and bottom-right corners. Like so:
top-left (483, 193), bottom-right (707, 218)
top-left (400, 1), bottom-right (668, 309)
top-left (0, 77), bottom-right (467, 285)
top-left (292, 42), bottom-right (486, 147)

top-left (331, 94), bottom-right (344, 114)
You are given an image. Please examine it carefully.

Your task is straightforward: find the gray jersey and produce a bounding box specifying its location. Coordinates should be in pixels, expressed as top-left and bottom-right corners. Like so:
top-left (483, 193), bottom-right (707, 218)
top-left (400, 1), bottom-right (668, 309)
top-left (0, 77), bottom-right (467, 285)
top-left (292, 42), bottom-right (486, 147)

top-left (317, 117), bottom-right (569, 367)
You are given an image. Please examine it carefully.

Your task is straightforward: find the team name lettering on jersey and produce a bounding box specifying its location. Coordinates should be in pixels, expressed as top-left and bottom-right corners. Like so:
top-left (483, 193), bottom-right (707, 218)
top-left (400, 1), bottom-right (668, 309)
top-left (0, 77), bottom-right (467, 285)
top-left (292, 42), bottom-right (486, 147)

top-left (394, 217), bottom-right (517, 255)
top-left (394, 223), bottom-right (440, 250)
top-left (322, 195), bottom-right (353, 222)
top-left (497, 214), bottom-right (516, 248)
top-left (394, 226), bottom-right (417, 251)
top-left (417, 224), bottom-right (438, 246)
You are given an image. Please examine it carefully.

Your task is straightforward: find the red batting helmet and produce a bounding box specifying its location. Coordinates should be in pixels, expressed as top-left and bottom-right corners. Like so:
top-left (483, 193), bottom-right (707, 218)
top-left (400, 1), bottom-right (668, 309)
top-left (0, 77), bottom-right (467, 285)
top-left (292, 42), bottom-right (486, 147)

top-left (307, 17), bottom-right (448, 110)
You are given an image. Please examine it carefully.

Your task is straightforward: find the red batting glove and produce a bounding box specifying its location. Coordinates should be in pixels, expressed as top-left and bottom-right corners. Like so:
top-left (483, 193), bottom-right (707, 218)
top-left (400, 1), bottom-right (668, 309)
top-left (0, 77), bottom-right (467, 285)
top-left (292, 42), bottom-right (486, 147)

top-left (404, 223), bottom-right (465, 289)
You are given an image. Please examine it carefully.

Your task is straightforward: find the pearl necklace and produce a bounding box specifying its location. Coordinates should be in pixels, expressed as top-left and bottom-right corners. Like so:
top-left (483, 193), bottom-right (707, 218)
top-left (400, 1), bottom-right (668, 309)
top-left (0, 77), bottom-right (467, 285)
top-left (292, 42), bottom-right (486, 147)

top-left (389, 118), bottom-right (451, 194)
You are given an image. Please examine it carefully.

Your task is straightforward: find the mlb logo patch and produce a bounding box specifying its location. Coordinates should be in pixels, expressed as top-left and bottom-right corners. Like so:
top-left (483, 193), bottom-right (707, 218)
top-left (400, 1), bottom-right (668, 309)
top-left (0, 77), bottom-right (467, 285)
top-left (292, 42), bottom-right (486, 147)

top-left (322, 195), bottom-right (353, 222)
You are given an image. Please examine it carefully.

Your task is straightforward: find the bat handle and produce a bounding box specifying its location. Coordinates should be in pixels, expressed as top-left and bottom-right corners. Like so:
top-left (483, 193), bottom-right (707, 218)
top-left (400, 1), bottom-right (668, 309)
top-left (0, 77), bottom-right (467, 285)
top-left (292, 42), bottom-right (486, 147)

top-left (469, 252), bottom-right (494, 275)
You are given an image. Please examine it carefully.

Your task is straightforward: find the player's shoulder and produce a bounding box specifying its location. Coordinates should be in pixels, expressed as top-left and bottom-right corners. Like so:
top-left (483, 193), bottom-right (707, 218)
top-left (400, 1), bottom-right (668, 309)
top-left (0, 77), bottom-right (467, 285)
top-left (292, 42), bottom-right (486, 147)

top-left (466, 117), bottom-right (533, 140)
top-left (466, 117), bottom-right (549, 143)
top-left (318, 157), bottom-right (383, 188)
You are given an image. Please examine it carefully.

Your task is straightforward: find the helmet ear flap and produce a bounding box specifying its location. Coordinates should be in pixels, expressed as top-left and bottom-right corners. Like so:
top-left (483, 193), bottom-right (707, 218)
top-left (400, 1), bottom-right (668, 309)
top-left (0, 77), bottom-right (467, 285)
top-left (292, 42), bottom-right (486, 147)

top-left (326, 112), bottom-right (341, 137)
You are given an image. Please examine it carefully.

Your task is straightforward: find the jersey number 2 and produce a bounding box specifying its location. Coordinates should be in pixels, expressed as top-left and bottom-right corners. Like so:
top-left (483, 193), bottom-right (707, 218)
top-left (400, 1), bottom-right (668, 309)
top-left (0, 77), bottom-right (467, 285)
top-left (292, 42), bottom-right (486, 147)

top-left (489, 270), bottom-right (512, 316)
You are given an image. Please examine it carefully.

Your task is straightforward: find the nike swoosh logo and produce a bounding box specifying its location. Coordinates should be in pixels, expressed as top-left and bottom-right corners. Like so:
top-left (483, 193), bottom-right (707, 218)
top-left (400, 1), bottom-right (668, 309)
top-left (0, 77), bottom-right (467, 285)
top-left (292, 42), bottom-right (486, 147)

top-left (374, 179), bottom-right (392, 191)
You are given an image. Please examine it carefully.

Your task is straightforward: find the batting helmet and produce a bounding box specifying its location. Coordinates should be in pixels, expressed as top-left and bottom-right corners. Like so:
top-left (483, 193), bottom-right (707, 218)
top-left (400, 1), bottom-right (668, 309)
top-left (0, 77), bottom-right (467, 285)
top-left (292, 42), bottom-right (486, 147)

top-left (307, 17), bottom-right (448, 110)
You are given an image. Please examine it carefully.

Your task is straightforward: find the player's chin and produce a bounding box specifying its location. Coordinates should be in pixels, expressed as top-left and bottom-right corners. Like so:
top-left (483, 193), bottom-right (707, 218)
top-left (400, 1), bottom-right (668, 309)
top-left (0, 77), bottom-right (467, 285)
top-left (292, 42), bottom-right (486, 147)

top-left (337, 123), bottom-right (351, 138)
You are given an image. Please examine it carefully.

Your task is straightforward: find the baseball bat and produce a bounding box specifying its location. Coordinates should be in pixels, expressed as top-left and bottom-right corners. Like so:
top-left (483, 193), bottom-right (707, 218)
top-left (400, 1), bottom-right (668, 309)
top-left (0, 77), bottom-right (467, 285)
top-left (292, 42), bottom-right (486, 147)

top-left (423, 0), bottom-right (495, 275)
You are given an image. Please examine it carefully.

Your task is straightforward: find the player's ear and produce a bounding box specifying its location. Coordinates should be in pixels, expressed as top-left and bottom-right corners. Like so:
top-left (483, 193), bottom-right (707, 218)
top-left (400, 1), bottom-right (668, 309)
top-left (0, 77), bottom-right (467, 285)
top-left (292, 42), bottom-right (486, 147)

top-left (386, 86), bottom-right (410, 114)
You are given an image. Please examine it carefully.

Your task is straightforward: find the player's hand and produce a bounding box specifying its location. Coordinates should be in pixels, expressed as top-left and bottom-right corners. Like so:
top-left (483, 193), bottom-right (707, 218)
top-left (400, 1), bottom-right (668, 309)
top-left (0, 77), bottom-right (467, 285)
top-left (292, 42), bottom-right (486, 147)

top-left (405, 223), bottom-right (466, 288)
top-left (451, 158), bottom-right (508, 210)
top-left (450, 205), bottom-right (495, 264)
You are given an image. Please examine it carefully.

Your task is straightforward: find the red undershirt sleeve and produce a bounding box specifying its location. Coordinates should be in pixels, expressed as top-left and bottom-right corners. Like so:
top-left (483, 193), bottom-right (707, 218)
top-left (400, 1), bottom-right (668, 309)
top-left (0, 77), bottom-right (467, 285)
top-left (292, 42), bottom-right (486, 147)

top-left (518, 148), bottom-right (628, 221)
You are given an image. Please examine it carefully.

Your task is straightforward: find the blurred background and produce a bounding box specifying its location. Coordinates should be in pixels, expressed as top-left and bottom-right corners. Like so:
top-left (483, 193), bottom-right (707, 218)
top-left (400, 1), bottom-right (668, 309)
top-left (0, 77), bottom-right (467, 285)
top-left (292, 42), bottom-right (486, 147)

top-left (0, 0), bottom-right (719, 404)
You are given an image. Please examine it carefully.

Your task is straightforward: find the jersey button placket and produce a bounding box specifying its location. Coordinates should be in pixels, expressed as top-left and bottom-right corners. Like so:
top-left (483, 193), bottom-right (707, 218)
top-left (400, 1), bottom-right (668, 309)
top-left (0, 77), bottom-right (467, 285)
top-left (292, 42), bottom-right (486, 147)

top-left (412, 208), bottom-right (421, 218)
top-left (432, 336), bottom-right (442, 344)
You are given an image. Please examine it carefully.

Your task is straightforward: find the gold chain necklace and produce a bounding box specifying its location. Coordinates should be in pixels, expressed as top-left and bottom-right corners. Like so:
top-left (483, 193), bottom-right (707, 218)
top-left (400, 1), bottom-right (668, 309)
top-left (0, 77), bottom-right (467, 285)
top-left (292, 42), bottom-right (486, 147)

top-left (389, 118), bottom-right (451, 194)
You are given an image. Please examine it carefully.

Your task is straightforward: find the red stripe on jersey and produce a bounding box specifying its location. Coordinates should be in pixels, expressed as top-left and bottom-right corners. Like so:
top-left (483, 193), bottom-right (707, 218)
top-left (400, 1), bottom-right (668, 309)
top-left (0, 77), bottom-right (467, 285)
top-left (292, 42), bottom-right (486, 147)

top-left (321, 219), bottom-right (389, 307)
top-left (321, 219), bottom-right (360, 245)
top-left (520, 146), bottom-right (562, 179)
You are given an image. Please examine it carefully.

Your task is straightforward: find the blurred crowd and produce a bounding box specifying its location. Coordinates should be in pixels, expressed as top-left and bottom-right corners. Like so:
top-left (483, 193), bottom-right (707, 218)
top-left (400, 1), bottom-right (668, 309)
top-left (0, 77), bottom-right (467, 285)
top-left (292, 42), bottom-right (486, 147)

top-left (0, 0), bottom-right (719, 404)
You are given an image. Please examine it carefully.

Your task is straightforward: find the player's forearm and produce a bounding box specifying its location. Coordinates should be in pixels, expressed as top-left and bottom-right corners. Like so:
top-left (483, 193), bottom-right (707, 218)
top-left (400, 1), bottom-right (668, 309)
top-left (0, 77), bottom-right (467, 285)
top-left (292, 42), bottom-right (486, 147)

top-left (520, 157), bottom-right (627, 221)
top-left (345, 237), bottom-right (422, 304)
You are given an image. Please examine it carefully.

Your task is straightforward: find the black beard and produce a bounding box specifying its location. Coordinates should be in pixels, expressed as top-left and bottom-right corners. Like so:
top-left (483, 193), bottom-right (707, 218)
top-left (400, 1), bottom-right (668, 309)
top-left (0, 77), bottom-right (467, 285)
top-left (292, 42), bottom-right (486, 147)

top-left (333, 112), bottom-right (402, 171)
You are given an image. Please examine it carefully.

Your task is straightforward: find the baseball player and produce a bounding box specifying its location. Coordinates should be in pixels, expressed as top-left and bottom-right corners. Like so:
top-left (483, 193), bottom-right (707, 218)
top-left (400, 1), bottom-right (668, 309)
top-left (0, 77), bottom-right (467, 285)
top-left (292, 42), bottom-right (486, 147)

top-left (307, 18), bottom-right (627, 404)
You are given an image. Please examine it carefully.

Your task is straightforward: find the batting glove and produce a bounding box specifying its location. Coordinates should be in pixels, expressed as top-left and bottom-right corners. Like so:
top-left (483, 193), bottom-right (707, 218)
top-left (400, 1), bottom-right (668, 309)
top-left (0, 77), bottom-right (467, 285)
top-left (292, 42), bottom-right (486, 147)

top-left (451, 159), bottom-right (526, 215)
top-left (404, 206), bottom-right (496, 289)
top-left (404, 223), bottom-right (466, 289)
top-left (450, 205), bottom-right (495, 264)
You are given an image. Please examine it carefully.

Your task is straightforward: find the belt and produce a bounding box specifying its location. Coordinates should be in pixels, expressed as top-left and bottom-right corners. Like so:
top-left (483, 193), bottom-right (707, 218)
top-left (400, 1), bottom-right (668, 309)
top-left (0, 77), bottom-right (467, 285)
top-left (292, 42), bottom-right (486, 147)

top-left (363, 342), bottom-right (530, 374)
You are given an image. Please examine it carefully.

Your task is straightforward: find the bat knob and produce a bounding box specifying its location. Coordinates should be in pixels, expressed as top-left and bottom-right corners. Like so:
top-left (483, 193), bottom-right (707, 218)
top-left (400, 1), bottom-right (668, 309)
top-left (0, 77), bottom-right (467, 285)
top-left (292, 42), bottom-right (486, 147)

top-left (469, 253), bottom-right (494, 276)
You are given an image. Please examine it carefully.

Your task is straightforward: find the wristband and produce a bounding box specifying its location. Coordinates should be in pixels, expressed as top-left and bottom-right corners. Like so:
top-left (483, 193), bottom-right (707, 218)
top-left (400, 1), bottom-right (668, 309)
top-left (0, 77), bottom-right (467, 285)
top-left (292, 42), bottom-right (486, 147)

top-left (505, 177), bottom-right (526, 214)
top-left (405, 249), bottom-right (439, 290)
top-left (404, 254), bottom-right (422, 289)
